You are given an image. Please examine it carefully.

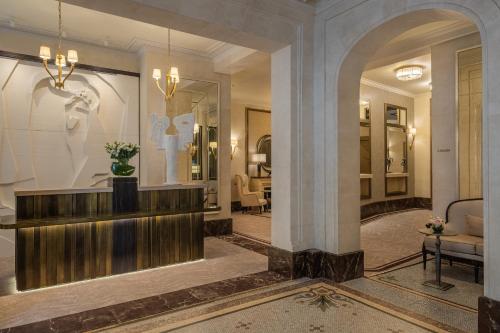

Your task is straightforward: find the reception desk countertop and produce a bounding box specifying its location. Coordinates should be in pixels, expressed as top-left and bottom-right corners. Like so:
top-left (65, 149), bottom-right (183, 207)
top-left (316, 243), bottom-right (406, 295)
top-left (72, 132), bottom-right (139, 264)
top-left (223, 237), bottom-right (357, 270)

top-left (0, 206), bottom-right (220, 229)
top-left (14, 183), bottom-right (206, 196)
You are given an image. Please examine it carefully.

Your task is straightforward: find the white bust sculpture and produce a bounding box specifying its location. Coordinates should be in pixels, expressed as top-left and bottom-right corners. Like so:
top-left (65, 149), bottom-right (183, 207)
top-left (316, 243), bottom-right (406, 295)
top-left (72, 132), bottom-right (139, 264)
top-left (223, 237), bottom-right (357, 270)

top-left (150, 112), bottom-right (194, 184)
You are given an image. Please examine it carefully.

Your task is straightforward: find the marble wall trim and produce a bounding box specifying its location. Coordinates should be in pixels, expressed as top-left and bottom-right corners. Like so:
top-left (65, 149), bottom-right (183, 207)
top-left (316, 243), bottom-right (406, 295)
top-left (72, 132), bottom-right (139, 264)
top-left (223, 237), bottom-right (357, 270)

top-left (361, 197), bottom-right (432, 220)
top-left (478, 296), bottom-right (500, 332)
top-left (268, 247), bottom-right (364, 282)
top-left (204, 218), bottom-right (232, 236)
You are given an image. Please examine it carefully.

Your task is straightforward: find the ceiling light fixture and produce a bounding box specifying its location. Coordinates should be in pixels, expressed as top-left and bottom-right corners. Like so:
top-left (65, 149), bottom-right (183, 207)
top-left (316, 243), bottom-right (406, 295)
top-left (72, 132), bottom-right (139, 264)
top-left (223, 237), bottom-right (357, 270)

top-left (152, 29), bottom-right (180, 101)
top-left (395, 65), bottom-right (423, 81)
top-left (39, 0), bottom-right (78, 89)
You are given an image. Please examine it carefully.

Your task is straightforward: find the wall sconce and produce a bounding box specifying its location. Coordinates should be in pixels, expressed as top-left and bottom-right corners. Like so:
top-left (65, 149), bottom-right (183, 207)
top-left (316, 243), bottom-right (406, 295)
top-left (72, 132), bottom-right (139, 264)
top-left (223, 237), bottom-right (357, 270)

top-left (209, 141), bottom-right (218, 157)
top-left (408, 126), bottom-right (417, 150)
top-left (230, 139), bottom-right (238, 160)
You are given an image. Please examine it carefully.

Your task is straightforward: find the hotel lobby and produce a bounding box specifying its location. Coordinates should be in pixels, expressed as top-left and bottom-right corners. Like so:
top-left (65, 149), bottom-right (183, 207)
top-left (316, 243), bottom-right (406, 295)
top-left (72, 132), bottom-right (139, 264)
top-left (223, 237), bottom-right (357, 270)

top-left (0, 0), bottom-right (499, 332)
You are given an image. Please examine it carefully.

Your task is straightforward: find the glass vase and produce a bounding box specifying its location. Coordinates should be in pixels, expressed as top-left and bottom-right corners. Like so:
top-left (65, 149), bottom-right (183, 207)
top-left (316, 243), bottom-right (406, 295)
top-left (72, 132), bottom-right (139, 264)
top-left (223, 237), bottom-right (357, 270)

top-left (111, 159), bottom-right (135, 176)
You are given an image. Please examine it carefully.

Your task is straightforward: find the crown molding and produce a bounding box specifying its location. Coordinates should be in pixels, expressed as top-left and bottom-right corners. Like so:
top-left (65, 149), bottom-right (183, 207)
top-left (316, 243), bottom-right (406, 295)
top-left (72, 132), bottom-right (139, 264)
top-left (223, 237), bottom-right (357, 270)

top-left (361, 77), bottom-right (416, 98)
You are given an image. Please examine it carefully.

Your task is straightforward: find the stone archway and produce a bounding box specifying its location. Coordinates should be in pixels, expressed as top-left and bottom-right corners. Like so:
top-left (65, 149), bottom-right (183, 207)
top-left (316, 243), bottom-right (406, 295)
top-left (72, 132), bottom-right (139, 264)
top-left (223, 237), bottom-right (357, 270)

top-left (316, 1), bottom-right (500, 325)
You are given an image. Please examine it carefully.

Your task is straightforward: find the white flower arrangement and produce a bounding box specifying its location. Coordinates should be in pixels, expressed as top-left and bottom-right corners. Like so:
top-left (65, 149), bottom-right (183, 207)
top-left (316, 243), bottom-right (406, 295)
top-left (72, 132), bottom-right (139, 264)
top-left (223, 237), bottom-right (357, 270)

top-left (105, 141), bottom-right (140, 161)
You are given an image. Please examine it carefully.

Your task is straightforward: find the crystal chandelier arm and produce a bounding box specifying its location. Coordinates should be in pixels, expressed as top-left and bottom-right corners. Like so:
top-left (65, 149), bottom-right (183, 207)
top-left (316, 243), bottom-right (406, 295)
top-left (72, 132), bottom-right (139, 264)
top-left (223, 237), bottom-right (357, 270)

top-left (42, 59), bottom-right (58, 85)
top-left (61, 63), bottom-right (75, 87)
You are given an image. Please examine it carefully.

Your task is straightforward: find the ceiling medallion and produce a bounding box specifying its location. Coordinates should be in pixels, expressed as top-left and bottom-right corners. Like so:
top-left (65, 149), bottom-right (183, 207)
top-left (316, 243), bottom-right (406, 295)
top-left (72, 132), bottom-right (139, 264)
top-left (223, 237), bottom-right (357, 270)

top-left (395, 65), bottom-right (424, 81)
top-left (39, 0), bottom-right (78, 89)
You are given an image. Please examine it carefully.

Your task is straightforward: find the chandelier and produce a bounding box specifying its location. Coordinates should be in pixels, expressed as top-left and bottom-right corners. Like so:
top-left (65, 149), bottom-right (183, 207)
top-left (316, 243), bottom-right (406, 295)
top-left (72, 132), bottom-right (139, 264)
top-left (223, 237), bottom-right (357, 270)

top-left (395, 65), bottom-right (423, 81)
top-left (152, 29), bottom-right (180, 100)
top-left (39, 0), bottom-right (78, 89)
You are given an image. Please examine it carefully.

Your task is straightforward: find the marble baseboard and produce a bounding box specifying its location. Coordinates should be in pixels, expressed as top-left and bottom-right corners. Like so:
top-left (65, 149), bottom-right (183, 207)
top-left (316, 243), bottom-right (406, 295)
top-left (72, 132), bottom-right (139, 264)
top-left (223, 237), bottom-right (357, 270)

top-left (268, 247), bottom-right (364, 282)
top-left (204, 218), bottom-right (232, 236)
top-left (478, 296), bottom-right (500, 332)
top-left (361, 197), bottom-right (432, 219)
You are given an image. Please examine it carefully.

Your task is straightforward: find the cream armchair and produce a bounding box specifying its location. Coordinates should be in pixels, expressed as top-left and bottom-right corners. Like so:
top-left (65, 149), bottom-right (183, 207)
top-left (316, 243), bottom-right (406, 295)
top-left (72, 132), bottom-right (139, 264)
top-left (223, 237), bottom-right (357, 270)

top-left (235, 174), bottom-right (267, 213)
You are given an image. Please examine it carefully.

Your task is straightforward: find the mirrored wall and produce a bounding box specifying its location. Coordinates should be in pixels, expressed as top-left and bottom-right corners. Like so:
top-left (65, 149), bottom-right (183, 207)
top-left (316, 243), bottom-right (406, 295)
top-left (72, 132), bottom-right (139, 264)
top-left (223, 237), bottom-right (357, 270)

top-left (177, 79), bottom-right (219, 208)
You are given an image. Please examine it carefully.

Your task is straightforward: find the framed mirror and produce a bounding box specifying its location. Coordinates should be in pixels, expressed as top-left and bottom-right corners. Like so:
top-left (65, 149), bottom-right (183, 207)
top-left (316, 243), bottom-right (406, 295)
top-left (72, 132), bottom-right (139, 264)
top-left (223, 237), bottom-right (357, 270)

top-left (360, 123), bottom-right (371, 200)
top-left (384, 103), bottom-right (408, 196)
top-left (246, 108), bottom-right (271, 178)
top-left (360, 100), bottom-right (371, 199)
top-left (177, 78), bottom-right (219, 208)
top-left (256, 134), bottom-right (271, 175)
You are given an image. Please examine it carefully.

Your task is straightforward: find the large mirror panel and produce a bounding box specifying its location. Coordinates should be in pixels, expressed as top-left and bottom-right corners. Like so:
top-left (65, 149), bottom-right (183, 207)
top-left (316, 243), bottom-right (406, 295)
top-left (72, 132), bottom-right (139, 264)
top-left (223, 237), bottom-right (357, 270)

top-left (384, 104), bottom-right (408, 196)
top-left (177, 79), bottom-right (219, 208)
top-left (360, 100), bottom-right (372, 199)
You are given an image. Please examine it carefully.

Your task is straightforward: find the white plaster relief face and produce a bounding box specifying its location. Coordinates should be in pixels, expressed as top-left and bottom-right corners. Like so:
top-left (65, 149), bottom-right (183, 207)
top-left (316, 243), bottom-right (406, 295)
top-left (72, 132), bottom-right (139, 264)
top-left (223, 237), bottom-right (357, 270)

top-left (0, 59), bottom-right (139, 205)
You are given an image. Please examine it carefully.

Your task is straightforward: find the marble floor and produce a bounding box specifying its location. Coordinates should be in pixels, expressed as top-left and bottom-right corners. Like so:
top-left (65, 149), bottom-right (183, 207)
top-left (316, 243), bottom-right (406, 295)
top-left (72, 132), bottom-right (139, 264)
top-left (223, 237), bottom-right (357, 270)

top-left (232, 209), bottom-right (433, 271)
top-left (232, 212), bottom-right (271, 243)
top-left (0, 233), bottom-right (483, 333)
top-left (362, 209), bottom-right (432, 271)
top-left (0, 237), bottom-right (268, 329)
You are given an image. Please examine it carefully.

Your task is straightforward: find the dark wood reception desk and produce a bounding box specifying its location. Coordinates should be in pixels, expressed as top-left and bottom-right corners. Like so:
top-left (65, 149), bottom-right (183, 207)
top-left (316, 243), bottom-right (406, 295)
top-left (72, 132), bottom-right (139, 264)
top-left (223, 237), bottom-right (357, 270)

top-left (0, 178), bottom-right (213, 291)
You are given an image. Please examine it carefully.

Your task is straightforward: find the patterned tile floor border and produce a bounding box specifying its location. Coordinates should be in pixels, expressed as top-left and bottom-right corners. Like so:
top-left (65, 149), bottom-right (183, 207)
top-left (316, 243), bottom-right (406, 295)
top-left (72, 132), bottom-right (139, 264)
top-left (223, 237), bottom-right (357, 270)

top-left (369, 259), bottom-right (483, 310)
top-left (216, 234), bottom-right (270, 256)
top-left (96, 281), bottom-right (459, 333)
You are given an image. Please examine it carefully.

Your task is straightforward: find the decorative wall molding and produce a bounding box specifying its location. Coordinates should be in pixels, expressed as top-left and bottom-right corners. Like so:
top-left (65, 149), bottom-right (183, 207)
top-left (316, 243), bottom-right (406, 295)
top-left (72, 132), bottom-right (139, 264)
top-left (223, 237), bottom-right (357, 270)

top-left (360, 77), bottom-right (416, 98)
top-left (0, 50), bottom-right (140, 77)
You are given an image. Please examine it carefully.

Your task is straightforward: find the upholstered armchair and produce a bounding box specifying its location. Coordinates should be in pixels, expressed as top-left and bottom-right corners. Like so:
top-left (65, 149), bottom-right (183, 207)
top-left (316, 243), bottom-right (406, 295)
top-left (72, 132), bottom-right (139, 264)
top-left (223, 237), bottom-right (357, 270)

top-left (235, 174), bottom-right (267, 213)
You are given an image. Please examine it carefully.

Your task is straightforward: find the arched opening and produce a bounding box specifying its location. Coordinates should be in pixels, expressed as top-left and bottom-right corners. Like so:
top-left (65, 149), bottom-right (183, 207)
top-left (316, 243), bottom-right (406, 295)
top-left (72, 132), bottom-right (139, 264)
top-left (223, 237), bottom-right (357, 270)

top-left (334, 6), bottom-right (489, 310)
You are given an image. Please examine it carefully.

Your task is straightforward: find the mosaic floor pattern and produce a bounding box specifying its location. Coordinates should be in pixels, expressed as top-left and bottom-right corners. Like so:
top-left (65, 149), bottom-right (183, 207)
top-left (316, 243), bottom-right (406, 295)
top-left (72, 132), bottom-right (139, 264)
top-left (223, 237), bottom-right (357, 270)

top-left (371, 260), bottom-right (483, 310)
top-left (97, 281), bottom-right (455, 333)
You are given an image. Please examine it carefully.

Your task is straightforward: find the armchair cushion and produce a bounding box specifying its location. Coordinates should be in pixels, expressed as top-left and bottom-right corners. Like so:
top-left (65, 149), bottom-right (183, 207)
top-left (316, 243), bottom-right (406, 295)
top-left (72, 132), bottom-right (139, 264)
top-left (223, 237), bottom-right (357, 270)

top-left (424, 234), bottom-right (482, 255)
top-left (465, 215), bottom-right (484, 237)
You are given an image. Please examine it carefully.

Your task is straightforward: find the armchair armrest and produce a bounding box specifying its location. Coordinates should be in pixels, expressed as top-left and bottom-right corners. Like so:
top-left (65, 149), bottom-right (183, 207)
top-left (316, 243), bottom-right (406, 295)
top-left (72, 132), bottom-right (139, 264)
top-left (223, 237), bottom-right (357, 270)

top-left (240, 192), bottom-right (261, 207)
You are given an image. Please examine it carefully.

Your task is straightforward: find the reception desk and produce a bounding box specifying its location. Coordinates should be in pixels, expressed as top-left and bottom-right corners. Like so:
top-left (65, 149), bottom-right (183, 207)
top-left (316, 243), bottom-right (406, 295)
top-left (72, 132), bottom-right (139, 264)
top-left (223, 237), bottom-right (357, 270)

top-left (0, 178), bottom-right (213, 291)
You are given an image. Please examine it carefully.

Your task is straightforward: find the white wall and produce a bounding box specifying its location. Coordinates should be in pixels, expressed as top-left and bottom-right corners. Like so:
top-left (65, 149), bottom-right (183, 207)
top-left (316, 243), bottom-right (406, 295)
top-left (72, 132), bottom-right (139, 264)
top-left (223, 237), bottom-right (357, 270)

top-left (430, 32), bottom-right (481, 217)
top-left (414, 92), bottom-right (432, 198)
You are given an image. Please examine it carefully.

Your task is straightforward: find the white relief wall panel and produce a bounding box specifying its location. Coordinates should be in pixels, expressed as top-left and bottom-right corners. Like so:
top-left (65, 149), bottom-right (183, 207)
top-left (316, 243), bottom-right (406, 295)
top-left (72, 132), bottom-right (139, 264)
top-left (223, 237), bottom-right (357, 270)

top-left (0, 58), bottom-right (139, 208)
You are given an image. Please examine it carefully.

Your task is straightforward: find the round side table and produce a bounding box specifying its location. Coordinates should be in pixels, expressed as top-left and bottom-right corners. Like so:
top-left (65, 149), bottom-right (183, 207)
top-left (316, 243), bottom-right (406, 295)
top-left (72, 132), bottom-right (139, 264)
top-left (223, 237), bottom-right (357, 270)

top-left (418, 228), bottom-right (458, 291)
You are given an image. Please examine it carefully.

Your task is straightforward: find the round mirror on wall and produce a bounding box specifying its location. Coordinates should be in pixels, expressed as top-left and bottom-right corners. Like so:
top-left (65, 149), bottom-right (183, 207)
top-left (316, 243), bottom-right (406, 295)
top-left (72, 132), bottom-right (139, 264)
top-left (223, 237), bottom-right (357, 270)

top-left (256, 134), bottom-right (271, 174)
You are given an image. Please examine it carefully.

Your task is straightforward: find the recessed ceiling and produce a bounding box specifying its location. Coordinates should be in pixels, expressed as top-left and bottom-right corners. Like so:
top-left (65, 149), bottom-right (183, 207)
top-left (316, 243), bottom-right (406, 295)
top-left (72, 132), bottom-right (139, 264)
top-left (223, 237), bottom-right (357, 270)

top-left (0, 0), bottom-right (234, 58)
top-left (363, 54), bottom-right (432, 96)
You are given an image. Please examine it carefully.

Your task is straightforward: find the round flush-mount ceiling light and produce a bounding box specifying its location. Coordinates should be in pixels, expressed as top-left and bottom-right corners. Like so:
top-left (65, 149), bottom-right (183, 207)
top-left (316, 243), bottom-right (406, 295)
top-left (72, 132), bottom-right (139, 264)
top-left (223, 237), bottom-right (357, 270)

top-left (395, 65), bottom-right (424, 81)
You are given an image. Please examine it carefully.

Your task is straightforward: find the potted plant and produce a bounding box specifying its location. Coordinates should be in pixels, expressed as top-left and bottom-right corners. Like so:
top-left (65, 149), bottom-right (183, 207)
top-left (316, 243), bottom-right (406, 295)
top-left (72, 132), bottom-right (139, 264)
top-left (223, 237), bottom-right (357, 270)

top-left (105, 141), bottom-right (140, 176)
top-left (426, 217), bottom-right (445, 234)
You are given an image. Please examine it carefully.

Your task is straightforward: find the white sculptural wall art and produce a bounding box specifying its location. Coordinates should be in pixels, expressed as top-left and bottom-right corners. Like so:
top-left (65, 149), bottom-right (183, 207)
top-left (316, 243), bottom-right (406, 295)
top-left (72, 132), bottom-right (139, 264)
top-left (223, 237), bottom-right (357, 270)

top-left (150, 111), bottom-right (194, 185)
top-left (0, 58), bottom-right (139, 208)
